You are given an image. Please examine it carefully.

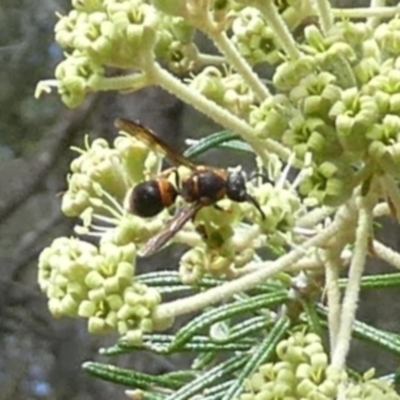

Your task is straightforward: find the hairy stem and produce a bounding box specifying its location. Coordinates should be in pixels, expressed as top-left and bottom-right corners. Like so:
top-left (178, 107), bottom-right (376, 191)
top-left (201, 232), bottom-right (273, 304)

top-left (207, 31), bottom-right (271, 101)
top-left (380, 174), bottom-right (400, 222)
top-left (332, 6), bottom-right (399, 20)
top-left (323, 250), bottom-right (342, 357)
top-left (331, 197), bottom-right (373, 369)
top-left (146, 61), bottom-right (292, 165)
top-left (313, 0), bottom-right (334, 34)
top-left (253, 0), bottom-right (302, 60)
top-left (90, 73), bottom-right (149, 92)
top-left (373, 240), bottom-right (400, 271)
top-left (153, 215), bottom-right (342, 321)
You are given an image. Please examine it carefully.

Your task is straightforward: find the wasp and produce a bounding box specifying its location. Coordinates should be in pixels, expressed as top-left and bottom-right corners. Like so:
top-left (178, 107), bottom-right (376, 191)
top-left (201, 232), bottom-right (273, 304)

top-left (115, 118), bottom-right (265, 256)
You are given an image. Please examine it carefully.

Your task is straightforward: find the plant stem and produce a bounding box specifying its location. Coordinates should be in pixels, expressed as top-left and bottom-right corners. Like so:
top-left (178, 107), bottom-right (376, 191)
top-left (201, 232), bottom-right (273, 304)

top-left (331, 197), bottom-right (373, 369)
top-left (207, 31), bottom-right (270, 101)
top-left (313, 0), bottom-right (334, 35)
top-left (323, 250), bottom-right (342, 357)
top-left (373, 202), bottom-right (390, 218)
top-left (373, 240), bottom-right (400, 271)
top-left (90, 73), bottom-right (149, 92)
top-left (253, 0), bottom-right (302, 60)
top-left (380, 174), bottom-right (400, 221)
top-left (146, 62), bottom-right (292, 165)
top-left (196, 53), bottom-right (226, 67)
top-left (296, 206), bottom-right (335, 229)
top-left (332, 6), bottom-right (399, 20)
top-left (153, 213), bottom-right (343, 321)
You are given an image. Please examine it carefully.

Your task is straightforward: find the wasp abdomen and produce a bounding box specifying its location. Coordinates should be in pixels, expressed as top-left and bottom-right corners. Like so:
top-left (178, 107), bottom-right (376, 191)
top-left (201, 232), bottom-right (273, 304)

top-left (128, 179), bottom-right (177, 218)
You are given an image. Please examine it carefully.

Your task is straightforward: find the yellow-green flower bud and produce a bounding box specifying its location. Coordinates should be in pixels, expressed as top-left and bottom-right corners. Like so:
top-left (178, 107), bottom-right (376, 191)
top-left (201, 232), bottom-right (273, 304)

top-left (85, 270), bottom-right (104, 288)
top-left (139, 317), bottom-right (153, 332)
top-left (353, 57), bottom-right (380, 85)
top-left (67, 282), bottom-right (87, 298)
top-left (104, 310), bottom-right (118, 328)
top-left (303, 341), bottom-right (324, 358)
top-left (78, 299), bottom-right (97, 317)
top-left (375, 19), bottom-right (400, 56)
top-left (188, 66), bottom-right (225, 105)
top-left (107, 294), bottom-right (124, 310)
top-left (143, 288), bottom-right (162, 308)
top-left (318, 379), bottom-right (338, 398)
top-left (274, 57), bottom-right (316, 91)
top-left (304, 24), bottom-right (326, 53)
top-left (277, 340), bottom-right (306, 364)
top-left (296, 363), bottom-right (312, 380)
top-left (341, 21), bottom-right (372, 45)
top-left (296, 378), bottom-right (318, 397)
top-left (117, 303), bottom-right (133, 321)
top-left (48, 298), bottom-right (64, 318)
top-left (390, 93), bottom-right (400, 113)
top-left (208, 253), bottom-right (232, 274)
top-left (247, 372), bottom-right (266, 392)
top-left (124, 290), bottom-right (143, 307)
top-left (250, 94), bottom-right (292, 140)
top-left (231, 7), bottom-right (276, 65)
top-left (88, 316), bottom-right (108, 334)
top-left (104, 276), bottom-right (121, 293)
top-left (88, 287), bottom-right (106, 302)
top-left (59, 75), bottom-right (87, 108)
top-left (123, 329), bottom-right (143, 345)
top-left (116, 261), bottom-right (135, 284)
top-left (373, 90), bottom-right (390, 115)
top-left (234, 248), bottom-right (255, 269)
top-left (275, 367), bottom-right (296, 387)
top-left (60, 294), bottom-right (79, 316)
top-left (273, 381), bottom-right (292, 398)
top-left (165, 41), bottom-right (199, 74)
top-left (133, 304), bottom-right (150, 319)
top-left (309, 352), bottom-right (328, 369)
top-left (179, 247), bottom-right (206, 284)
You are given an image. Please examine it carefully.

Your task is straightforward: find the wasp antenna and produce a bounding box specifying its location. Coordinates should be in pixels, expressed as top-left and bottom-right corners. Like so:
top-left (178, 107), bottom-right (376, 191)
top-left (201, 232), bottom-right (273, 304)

top-left (245, 194), bottom-right (265, 220)
top-left (249, 171), bottom-right (271, 182)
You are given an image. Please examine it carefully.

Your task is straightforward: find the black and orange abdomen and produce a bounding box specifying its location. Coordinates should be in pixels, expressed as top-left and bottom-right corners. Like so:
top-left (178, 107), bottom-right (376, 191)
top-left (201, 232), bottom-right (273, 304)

top-left (127, 179), bottom-right (178, 218)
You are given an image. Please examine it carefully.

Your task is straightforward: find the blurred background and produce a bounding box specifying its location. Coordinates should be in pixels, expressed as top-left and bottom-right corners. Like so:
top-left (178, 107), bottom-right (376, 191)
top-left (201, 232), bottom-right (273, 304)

top-left (1, 0), bottom-right (400, 399)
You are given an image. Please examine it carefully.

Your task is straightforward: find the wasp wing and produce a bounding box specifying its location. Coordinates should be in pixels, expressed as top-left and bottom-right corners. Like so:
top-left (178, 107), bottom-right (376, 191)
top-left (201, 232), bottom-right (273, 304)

top-left (139, 204), bottom-right (202, 257)
top-left (115, 118), bottom-right (197, 170)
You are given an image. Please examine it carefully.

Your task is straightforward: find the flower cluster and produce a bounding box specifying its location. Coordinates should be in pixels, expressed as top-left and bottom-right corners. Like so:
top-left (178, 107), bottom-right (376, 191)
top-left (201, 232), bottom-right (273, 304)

top-left (188, 66), bottom-right (257, 118)
top-left (249, 19), bottom-right (400, 205)
top-left (37, 125), bottom-right (175, 339)
top-left (231, 7), bottom-right (277, 66)
top-left (239, 331), bottom-right (400, 399)
top-left (62, 128), bottom-right (161, 230)
top-left (38, 237), bottom-right (162, 342)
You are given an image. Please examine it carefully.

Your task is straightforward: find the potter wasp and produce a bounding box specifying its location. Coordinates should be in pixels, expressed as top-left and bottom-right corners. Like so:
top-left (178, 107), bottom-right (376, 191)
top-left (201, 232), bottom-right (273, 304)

top-left (115, 118), bottom-right (264, 256)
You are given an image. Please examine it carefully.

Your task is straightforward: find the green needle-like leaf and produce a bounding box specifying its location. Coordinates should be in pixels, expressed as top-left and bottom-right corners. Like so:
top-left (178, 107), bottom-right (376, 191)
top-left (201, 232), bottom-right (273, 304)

top-left (220, 314), bottom-right (291, 400)
top-left (83, 362), bottom-right (182, 390)
top-left (101, 333), bottom-right (255, 356)
top-left (339, 272), bottom-right (400, 290)
top-left (164, 354), bottom-right (247, 400)
top-left (171, 291), bottom-right (288, 350)
top-left (184, 130), bottom-right (252, 159)
top-left (211, 315), bottom-right (273, 344)
top-left (317, 305), bottom-right (400, 355)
